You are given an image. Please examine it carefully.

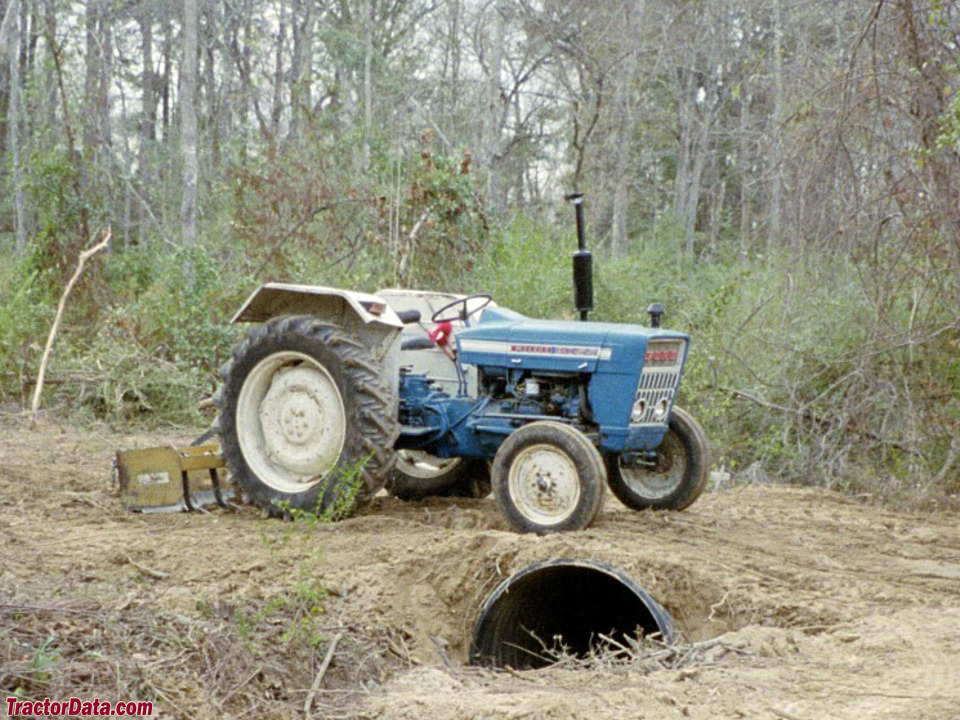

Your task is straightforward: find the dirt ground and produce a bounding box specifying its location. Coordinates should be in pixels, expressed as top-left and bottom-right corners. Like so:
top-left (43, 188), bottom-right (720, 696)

top-left (2, 413), bottom-right (959, 720)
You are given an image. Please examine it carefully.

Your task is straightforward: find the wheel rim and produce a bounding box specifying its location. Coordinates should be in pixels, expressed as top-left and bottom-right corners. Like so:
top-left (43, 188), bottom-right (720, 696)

top-left (507, 443), bottom-right (581, 526)
top-left (396, 450), bottom-right (462, 479)
top-left (236, 351), bottom-right (346, 494)
top-left (619, 431), bottom-right (685, 500)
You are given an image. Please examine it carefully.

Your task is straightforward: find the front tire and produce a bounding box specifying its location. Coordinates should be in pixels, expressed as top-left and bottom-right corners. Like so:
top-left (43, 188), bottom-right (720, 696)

top-left (493, 421), bottom-right (605, 534)
top-left (218, 316), bottom-right (398, 518)
top-left (606, 406), bottom-right (709, 511)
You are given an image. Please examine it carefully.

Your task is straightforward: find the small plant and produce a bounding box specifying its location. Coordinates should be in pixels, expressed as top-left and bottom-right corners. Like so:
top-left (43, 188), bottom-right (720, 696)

top-left (29, 636), bottom-right (61, 683)
top-left (270, 454), bottom-right (371, 526)
top-left (253, 569), bottom-right (328, 648)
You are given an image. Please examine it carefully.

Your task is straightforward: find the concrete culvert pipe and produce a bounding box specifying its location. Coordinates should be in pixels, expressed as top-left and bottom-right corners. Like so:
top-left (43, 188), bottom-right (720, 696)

top-left (470, 559), bottom-right (676, 669)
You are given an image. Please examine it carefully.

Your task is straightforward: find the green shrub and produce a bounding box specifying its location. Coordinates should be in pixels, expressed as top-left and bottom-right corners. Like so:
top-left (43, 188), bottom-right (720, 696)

top-left (0, 247), bottom-right (54, 403)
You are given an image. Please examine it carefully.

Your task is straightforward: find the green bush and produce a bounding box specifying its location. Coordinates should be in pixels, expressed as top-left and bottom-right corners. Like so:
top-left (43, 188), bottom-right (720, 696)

top-left (473, 216), bottom-right (573, 318)
top-left (0, 247), bottom-right (55, 404)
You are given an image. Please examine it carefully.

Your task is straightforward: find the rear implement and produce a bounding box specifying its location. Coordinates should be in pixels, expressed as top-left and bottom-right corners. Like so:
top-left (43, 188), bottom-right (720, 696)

top-left (115, 442), bottom-right (232, 513)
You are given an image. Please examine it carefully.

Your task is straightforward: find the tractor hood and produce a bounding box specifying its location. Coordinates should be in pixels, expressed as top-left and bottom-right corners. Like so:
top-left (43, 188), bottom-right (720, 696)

top-left (457, 307), bottom-right (688, 374)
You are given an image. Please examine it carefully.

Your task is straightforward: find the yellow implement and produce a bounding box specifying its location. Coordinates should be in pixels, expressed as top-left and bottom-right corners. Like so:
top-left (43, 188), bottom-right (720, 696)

top-left (115, 442), bottom-right (234, 513)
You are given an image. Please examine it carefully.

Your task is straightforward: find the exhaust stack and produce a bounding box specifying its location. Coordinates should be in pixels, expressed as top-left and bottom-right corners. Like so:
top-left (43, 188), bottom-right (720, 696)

top-left (566, 193), bottom-right (593, 321)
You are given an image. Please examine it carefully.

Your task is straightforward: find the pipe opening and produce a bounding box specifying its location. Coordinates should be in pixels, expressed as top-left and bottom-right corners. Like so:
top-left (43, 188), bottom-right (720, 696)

top-left (470, 560), bottom-right (675, 669)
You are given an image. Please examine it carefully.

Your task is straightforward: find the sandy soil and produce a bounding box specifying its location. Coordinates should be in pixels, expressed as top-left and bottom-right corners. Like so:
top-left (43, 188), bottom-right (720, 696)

top-left (1, 414), bottom-right (959, 719)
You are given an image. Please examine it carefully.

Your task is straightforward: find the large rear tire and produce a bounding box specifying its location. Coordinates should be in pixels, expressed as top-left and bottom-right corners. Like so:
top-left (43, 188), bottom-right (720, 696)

top-left (218, 316), bottom-right (398, 518)
top-left (493, 421), bottom-right (605, 534)
top-left (387, 452), bottom-right (492, 500)
top-left (606, 406), bottom-right (709, 511)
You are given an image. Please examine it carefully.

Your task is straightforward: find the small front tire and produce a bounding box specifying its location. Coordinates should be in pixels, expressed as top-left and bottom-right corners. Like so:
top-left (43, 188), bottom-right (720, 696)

top-left (606, 406), bottom-right (709, 511)
top-left (493, 421), bottom-right (605, 534)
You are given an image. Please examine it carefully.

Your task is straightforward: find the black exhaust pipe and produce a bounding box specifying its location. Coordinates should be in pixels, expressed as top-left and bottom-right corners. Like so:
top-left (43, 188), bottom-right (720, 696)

top-left (566, 193), bottom-right (593, 321)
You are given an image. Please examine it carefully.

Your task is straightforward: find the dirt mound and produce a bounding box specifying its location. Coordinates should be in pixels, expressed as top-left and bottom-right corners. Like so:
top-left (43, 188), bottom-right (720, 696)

top-left (2, 414), bottom-right (959, 719)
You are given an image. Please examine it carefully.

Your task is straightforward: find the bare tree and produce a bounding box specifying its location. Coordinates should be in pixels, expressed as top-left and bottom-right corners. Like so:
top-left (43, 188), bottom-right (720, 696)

top-left (181, 0), bottom-right (199, 246)
top-left (2, 0), bottom-right (26, 253)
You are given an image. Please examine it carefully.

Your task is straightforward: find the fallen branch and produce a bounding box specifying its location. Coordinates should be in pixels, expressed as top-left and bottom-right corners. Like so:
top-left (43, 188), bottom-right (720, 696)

top-left (0, 603), bottom-right (98, 615)
top-left (124, 554), bottom-right (170, 581)
top-left (30, 229), bottom-right (112, 413)
top-left (769, 708), bottom-right (806, 720)
top-left (304, 631), bottom-right (344, 719)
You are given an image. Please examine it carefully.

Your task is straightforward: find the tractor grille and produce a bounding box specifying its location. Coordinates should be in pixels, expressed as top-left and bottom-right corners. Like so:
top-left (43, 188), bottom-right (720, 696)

top-left (630, 340), bottom-right (686, 426)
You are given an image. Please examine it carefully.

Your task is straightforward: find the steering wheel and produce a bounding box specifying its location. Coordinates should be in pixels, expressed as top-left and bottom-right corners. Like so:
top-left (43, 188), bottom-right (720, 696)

top-left (431, 294), bottom-right (492, 325)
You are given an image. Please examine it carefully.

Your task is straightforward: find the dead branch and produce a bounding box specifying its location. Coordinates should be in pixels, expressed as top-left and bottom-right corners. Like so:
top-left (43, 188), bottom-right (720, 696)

top-left (124, 554), bottom-right (170, 581)
top-left (304, 631), bottom-right (344, 719)
top-left (30, 229), bottom-right (112, 413)
top-left (395, 209), bottom-right (430, 287)
top-left (769, 708), bottom-right (806, 720)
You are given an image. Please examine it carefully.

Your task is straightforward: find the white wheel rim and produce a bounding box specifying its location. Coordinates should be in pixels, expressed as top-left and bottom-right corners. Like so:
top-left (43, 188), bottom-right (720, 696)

top-left (236, 351), bottom-right (346, 494)
top-left (507, 443), bottom-right (581, 526)
top-left (619, 432), bottom-right (685, 500)
top-left (396, 450), bottom-right (462, 479)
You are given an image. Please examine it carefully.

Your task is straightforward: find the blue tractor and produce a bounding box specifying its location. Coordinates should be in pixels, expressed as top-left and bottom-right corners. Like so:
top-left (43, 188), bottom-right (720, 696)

top-left (216, 199), bottom-right (709, 533)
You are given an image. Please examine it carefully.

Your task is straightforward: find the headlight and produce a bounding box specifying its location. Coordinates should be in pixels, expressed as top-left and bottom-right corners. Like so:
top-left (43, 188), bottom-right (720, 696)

top-left (630, 398), bottom-right (647, 423)
top-left (652, 398), bottom-right (670, 422)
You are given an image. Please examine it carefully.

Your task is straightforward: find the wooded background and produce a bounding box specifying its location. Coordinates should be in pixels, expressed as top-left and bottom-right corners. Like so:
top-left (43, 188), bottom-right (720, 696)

top-left (1, 0), bottom-right (959, 502)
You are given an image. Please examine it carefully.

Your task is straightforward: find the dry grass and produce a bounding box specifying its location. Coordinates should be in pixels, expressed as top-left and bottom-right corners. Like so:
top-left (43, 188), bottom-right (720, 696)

top-left (0, 586), bottom-right (410, 720)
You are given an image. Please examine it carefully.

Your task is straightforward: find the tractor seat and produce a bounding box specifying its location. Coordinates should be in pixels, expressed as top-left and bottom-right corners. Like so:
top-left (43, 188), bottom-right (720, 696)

top-left (401, 336), bottom-right (435, 351)
top-left (395, 309), bottom-right (422, 324)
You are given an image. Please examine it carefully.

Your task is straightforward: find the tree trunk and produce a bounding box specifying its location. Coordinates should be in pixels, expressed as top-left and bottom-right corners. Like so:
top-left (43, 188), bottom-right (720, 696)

top-left (610, 1), bottom-right (645, 255)
top-left (674, 59), bottom-right (695, 255)
top-left (290, 0), bottom-right (313, 143)
top-left (181, 0), bottom-right (199, 246)
top-left (362, 0), bottom-right (373, 168)
top-left (100, 0), bottom-right (113, 147)
top-left (83, 0), bottom-right (99, 154)
top-left (768, 0), bottom-right (784, 252)
top-left (202, 3), bottom-right (220, 168)
top-left (161, 14), bottom-right (172, 139)
top-left (42, 0), bottom-right (54, 127)
top-left (270, 0), bottom-right (285, 141)
top-left (483, 0), bottom-right (504, 208)
top-left (447, 0), bottom-right (461, 110)
top-left (138, 4), bottom-right (154, 243)
top-left (4, 0), bottom-right (26, 253)
top-left (738, 87), bottom-right (751, 259)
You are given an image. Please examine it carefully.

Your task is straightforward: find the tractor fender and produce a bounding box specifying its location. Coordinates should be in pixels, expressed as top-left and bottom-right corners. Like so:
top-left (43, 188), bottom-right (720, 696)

top-left (231, 282), bottom-right (404, 395)
top-left (232, 282), bottom-right (404, 328)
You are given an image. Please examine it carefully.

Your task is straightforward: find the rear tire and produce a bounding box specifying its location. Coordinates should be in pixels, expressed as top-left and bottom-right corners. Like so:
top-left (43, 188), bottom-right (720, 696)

top-left (493, 421), bottom-right (605, 534)
top-left (387, 452), bottom-right (491, 500)
top-left (606, 406), bottom-right (709, 511)
top-left (218, 316), bottom-right (398, 518)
